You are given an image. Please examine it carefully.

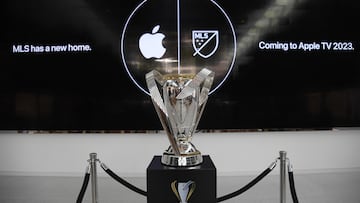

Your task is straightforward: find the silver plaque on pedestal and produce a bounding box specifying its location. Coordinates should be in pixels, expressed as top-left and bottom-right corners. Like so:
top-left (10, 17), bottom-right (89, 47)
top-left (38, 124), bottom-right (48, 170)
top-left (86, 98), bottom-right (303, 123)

top-left (146, 68), bottom-right (214, 167)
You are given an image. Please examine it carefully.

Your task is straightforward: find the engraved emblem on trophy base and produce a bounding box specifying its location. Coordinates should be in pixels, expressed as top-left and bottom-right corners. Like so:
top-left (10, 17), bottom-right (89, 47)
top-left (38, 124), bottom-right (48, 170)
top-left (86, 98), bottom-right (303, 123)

top-left (171, 180), bottom-right (196, 203)
top-left (146, 68), bottom-right (214, 167)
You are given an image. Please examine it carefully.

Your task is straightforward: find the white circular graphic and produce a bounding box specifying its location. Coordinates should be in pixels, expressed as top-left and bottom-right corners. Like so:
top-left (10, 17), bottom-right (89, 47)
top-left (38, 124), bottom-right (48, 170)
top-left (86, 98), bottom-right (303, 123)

top-left (121, 0), bottom-right (237, 95)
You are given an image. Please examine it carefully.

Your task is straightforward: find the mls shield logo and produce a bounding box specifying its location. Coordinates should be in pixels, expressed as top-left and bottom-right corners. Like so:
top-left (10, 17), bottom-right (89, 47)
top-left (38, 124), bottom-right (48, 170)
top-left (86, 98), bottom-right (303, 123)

top-left (192, 30), bottom-right (219, 59)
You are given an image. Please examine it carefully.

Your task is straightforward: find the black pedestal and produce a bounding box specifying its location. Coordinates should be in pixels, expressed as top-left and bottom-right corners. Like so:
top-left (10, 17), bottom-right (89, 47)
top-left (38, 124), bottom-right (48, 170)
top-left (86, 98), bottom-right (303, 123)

top-left (147, 155), bottom-right (216, 203)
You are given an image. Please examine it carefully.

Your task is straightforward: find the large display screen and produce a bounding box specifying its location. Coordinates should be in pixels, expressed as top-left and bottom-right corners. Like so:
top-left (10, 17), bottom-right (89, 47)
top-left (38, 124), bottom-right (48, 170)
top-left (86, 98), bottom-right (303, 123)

top-left (1, 0), bottom-right (359, 131)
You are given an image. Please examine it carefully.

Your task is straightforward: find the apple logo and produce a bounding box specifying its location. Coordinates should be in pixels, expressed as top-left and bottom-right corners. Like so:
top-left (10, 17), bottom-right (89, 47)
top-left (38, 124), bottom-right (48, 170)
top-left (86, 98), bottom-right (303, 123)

top-left (139, 25), bottom-right (166, 59)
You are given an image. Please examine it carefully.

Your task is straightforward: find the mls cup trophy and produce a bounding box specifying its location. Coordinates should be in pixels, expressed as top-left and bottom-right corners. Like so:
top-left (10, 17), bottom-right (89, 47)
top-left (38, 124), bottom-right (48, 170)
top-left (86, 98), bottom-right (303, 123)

top-left (146, 68), bottom-right (214, 167)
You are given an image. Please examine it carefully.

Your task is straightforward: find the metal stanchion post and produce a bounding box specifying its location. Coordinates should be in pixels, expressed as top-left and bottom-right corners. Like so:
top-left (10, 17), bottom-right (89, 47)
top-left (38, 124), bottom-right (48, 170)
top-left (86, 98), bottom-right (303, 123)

top-left (279, 151), bottom-right (287, 203)
top-left (89, 153), bottom-right (99, 203)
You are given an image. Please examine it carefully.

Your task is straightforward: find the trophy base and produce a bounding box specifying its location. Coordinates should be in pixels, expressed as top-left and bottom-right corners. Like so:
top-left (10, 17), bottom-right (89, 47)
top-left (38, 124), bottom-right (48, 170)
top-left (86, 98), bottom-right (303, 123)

top-left (161, 151), bottom-right (203, 167)
top-left (147, 155), bottom-right (216, 203)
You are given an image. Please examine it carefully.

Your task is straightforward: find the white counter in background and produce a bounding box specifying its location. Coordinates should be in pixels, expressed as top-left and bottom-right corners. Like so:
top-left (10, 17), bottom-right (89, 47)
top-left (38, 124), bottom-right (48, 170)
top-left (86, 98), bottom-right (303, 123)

top-left (0, 129), bottom-right (359, 177)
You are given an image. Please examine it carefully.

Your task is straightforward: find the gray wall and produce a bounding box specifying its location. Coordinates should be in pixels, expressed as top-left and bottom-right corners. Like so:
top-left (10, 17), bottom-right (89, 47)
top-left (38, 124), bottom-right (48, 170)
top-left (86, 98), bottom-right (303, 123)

top-left (0, 129), bottom-right (359, 176)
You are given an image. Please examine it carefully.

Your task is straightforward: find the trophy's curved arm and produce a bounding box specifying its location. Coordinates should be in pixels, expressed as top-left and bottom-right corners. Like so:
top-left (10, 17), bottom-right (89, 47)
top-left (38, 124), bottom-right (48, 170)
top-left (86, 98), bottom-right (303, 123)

top-left (176, 68), bottom-right (214, 105)
top-left (196, 69), bottom-right (214, 132)
top-left (198, 68), bottom-right (215, 106)
top-left (146, 70), bottom-right (181, 156)
top-left (146, 70), bottom-right (167, 117)
top-left (178, 68), bottom-right (214, 131)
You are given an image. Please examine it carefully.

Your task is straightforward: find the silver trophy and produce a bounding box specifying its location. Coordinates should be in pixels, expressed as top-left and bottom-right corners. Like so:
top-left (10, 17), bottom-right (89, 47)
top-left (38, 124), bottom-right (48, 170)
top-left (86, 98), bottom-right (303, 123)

top-left (146, 68), bottom-right (214, 167)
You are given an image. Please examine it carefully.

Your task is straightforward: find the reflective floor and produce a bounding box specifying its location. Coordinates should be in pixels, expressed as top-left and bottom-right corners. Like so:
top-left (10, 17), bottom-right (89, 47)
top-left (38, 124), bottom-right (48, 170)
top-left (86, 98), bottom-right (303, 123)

top-left (0, 170), bottom-right (360, 203)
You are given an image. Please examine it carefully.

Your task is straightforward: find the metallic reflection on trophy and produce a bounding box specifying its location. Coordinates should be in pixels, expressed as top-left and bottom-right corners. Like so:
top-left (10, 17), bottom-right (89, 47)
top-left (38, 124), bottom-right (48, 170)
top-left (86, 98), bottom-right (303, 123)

top-left (171, 180), bottom-right (196, 203)
top-left (146, 68), bottom-right (214, 166)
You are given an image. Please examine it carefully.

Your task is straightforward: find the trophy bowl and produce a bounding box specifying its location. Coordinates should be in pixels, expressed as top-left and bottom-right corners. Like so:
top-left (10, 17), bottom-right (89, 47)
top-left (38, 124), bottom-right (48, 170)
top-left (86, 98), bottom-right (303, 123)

top-left (146, 68), bottom-right (214, 167)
